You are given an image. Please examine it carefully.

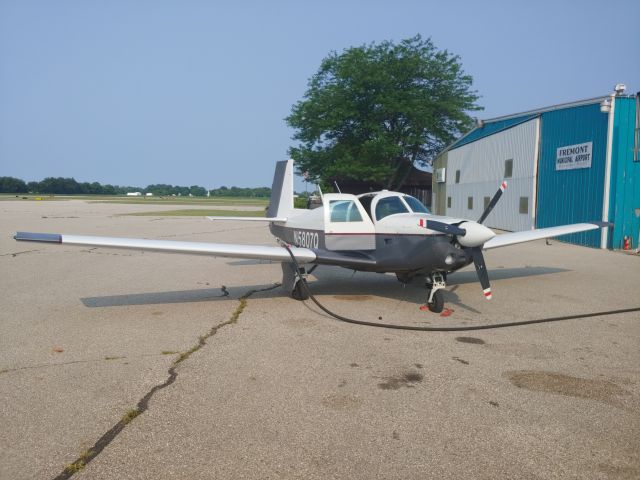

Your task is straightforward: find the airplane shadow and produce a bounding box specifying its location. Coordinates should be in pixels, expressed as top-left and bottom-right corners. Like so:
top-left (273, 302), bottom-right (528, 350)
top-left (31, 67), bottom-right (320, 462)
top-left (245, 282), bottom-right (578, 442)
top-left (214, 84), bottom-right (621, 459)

top-left (80, 265), bottom-right (568, 309)
top-left (305, 265), bottom-right (569, 313)
top-left (80, 284), bottom-right (280, 308)
top-left (446, 265), bottom-right (569, 285)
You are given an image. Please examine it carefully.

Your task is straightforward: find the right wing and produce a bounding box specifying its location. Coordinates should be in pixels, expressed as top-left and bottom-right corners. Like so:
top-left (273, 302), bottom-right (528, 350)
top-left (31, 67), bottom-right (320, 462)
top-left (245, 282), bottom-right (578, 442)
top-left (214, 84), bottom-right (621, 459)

top-left (14, 232), bottom-right (316, 263)
top-left (483, 222), bottom-right (610, 250)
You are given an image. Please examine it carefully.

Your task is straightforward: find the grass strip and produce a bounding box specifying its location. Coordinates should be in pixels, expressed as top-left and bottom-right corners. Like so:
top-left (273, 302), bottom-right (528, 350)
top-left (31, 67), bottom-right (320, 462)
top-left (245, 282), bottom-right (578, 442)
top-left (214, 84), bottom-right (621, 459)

top-left (123, 209), bottom-right (266, 217)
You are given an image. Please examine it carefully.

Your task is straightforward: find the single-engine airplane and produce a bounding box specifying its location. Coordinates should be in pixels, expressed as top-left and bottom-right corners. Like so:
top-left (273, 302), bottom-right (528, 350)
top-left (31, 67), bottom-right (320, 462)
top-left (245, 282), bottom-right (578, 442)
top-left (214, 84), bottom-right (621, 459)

top-left (15, 160), bottom-right (609, 312)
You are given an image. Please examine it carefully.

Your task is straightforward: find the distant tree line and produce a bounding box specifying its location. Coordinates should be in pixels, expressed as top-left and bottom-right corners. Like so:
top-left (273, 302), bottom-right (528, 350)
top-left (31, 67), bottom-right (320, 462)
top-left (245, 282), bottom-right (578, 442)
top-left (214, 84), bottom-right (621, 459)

top-left (1, 176), bottom-right (152, 195)
top-left (208, 186), bottom-right (271, 197)
top-left (0, 176), bottom-right (271, 197)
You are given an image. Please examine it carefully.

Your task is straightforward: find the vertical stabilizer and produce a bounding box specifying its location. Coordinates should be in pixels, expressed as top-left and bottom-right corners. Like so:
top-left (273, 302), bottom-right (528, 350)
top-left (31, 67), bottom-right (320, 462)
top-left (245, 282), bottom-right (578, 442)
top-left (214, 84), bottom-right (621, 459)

top-left (267, 159), bottom-right (294, 218)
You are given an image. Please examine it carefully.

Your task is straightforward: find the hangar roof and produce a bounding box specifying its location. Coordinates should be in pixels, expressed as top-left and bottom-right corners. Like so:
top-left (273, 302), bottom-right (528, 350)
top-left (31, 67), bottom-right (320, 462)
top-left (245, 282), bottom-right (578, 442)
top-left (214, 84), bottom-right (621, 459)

top-left (449, 114), bottom-right (537, 149)
top-left (445, 95), bottom-right (611, 153)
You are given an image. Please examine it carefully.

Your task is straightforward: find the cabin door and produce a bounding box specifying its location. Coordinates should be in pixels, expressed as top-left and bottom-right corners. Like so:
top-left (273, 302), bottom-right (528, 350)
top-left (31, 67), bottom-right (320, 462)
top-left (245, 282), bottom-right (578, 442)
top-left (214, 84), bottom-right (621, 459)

top-left (323, 194), bottom-right (375, 250)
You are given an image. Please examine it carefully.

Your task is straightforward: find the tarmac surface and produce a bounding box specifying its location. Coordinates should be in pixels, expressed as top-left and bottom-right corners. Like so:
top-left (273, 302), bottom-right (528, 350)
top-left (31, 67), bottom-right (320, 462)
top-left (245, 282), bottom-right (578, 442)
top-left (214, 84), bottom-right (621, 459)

top-left (1, 199), bottom-right (639, 479)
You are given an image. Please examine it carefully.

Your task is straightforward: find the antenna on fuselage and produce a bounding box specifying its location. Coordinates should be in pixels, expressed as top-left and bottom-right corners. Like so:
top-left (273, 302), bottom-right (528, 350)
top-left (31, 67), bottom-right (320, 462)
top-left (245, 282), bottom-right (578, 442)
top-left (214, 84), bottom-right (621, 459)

top-left (334, 181), bottom-right (342, 193)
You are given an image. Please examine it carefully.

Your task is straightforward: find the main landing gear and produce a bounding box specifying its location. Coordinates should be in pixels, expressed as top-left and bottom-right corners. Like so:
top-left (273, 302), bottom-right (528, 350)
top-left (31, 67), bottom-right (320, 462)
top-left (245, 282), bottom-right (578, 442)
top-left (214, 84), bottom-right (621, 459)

top-left (281, 263), bottom-right (310, 301)
top-left (426, 272), bottom-right (446, 313)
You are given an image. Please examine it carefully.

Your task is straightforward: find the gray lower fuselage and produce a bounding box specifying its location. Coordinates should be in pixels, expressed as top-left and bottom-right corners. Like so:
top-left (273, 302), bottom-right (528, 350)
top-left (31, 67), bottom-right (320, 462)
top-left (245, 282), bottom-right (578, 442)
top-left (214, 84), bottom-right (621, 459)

top-left (270, 223), bottom-right (473, 275)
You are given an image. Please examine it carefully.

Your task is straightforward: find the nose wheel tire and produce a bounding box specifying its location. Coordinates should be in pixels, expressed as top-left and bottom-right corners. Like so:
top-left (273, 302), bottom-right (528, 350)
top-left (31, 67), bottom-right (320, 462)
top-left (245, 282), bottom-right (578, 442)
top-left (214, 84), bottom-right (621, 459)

top-left (427, 289), bottom-right (444, 313)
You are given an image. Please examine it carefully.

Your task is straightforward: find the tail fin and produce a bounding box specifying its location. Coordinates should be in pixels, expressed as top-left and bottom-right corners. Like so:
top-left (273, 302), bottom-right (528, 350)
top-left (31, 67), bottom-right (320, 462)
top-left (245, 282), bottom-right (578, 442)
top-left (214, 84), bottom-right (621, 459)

top-left (267, 159), bottom-right (294, 218)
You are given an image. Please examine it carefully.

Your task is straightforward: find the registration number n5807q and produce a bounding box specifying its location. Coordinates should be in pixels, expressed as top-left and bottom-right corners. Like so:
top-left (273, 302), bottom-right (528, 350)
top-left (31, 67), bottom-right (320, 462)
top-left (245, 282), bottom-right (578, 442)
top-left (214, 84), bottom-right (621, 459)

top-left (293, 230), bottom-right (319, 248)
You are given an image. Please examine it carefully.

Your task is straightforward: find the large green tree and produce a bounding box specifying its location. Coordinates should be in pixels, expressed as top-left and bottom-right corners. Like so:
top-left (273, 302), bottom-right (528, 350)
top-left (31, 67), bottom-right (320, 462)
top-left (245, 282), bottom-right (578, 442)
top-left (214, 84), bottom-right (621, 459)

top-left (286, 35), bottom-right (481, 189)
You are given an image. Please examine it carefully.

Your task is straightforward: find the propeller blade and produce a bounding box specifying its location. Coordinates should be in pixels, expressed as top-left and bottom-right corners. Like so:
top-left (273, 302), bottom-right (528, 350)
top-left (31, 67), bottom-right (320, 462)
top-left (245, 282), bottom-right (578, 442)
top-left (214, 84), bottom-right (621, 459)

top-left (477, 180), bottom-right (507, 225)
top-left (425, 220), bottom-right (466, 236)
top-left (471, 246), bottom-right (492, 300)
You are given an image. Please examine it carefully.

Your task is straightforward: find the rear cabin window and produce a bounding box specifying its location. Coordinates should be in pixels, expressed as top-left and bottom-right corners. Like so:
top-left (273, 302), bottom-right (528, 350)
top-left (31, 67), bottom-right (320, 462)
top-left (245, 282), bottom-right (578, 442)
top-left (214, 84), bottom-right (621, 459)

top-left (375, 196), bottom-right (409, 220)
top-left (403, 195), bottom-right (429, 213)
top-left (329, 200), bottom-right (363, 222)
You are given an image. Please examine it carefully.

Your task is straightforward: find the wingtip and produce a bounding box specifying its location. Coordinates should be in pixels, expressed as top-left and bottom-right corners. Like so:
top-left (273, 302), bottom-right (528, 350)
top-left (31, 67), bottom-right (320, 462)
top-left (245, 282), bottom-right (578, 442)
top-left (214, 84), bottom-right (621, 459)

top-left (14, 232), bottom-right (62, 243)
top-left (591, 221), bottom-right (613, 228)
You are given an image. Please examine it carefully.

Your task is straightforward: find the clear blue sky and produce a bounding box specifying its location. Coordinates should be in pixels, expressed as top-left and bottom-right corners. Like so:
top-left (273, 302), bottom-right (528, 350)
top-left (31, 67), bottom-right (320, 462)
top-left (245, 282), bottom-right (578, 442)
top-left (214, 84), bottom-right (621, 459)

top-left (1, 0), bottom-right (638, 190)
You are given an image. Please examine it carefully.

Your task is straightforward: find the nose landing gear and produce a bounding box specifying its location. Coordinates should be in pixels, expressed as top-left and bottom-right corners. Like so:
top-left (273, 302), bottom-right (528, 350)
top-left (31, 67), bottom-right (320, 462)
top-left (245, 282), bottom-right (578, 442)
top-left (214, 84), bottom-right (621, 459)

top-left (426, 272), bottom-right (446, 313)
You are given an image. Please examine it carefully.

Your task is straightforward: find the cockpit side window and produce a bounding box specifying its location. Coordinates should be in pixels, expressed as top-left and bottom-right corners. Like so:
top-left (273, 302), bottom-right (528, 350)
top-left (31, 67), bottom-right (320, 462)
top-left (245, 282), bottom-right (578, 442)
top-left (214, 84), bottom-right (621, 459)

top-left (403, 195), bottom-right (430, 214)
top-left (375, 196), bottom-right (409, 220)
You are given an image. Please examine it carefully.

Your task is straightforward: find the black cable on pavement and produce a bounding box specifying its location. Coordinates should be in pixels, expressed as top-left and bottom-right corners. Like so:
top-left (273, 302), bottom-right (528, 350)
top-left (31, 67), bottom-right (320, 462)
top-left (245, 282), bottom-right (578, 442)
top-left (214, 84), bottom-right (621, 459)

top-left (282, 244), bottom-right (640, 332)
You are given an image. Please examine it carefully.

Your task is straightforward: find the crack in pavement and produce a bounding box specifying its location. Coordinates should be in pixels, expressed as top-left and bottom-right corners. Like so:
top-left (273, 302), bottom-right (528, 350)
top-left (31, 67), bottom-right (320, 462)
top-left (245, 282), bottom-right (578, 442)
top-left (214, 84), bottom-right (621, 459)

top-left (0, 353), bottom-right (178, 375)
top-left (78, 248), bottom-right (138, 257)
top-left (1, 249), bottom-right (41, 257)
top-left (52, 283), bottom-right (280, 479)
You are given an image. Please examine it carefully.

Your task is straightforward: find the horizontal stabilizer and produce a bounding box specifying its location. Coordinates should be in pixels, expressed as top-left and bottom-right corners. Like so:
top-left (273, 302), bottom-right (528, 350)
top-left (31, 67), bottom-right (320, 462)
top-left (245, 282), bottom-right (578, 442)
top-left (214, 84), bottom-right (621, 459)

top-left (14, 232), bottom-right (315, 263)
top-left (206, 216), bottom-right (287, 222)
top-left (483, 222), bottom-right (610, 250)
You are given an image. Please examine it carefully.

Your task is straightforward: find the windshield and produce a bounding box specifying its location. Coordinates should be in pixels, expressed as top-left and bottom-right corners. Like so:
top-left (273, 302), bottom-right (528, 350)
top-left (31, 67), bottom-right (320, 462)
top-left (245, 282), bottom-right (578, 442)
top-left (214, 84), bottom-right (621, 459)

top-left (403, 195), bottom-right (430, 214)
top-left (375, 196), bottom-right (409, 220)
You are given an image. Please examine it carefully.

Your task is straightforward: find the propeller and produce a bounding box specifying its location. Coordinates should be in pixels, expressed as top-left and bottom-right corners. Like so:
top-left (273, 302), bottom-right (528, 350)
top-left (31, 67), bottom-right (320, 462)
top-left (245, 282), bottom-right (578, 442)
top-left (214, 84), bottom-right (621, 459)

top-left (424, 180), bottom-right (508, 300)
top-left (471, 246), bottom-right (492, 300)
top-left (478, 180), bottom-right (507, 224)
top-left (469, 180), bottom-right (507, 300)
top-left (425, 220), bottom-right (466, 236)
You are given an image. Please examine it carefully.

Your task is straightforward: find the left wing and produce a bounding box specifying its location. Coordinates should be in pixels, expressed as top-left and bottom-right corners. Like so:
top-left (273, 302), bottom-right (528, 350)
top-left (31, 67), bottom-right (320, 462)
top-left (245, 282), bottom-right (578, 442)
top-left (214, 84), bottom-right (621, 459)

top-left (13, 232), bottom-right (316, 263)
top-left (483, 222), bottom-right (610, 250)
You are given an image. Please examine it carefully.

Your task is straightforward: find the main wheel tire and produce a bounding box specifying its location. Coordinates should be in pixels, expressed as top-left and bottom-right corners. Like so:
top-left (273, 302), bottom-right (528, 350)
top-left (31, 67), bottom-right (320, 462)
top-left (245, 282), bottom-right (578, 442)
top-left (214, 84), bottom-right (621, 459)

top-left (427, 289), bottom-right (444, 313)
top-left (291, 281), bottom-right (309, 301)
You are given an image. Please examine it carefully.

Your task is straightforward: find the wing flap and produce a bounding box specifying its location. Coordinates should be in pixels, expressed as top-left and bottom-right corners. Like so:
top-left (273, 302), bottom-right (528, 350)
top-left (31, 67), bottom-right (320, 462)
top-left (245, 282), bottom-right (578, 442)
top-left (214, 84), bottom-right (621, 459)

top-left (483, 223), bottom-right (608, 250)
top-left (15, 232), bottom-right (316, 263)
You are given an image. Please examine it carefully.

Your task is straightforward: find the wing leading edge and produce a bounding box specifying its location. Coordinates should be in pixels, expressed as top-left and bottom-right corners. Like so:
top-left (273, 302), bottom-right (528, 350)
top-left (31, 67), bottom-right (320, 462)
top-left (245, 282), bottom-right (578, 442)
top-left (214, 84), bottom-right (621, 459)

top-left (14, 232), bottom-right (316, 263)
top-left (483, 222), bottom-right (610, 250)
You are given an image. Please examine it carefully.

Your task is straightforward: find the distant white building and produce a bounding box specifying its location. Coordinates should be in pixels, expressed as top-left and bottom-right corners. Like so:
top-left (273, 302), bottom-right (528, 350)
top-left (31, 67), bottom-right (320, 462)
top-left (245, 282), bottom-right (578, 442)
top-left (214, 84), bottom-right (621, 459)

top-left (126, 192), bottom-right (142, 196)
top-left (145, 192), bottom-right (153, 197)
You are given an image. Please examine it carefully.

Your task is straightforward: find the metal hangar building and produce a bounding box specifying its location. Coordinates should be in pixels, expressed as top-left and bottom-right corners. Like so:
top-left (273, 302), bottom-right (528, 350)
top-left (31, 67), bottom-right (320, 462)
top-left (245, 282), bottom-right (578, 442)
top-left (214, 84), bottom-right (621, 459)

top-left (432, 86), bottom-right (639, 249)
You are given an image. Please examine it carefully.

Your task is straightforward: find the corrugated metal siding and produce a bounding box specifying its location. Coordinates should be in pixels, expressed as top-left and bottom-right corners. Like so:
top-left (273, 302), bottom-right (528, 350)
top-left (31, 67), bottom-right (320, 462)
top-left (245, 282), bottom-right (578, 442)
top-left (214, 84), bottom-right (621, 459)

top-left (536, 103), bottom-right (608, 247)
top-left (608, 97), bottom-right (640, 249)
top-left (445, 118), bottom-right (539, 231)
top-left (450, 115), bottom-right (537, 149)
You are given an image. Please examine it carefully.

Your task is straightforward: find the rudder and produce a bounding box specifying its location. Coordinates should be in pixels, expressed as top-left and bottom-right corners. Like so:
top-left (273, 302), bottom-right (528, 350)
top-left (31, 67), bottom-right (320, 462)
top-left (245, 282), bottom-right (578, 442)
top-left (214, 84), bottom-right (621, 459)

top-left (267, 159), bottom-right (294, 218)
